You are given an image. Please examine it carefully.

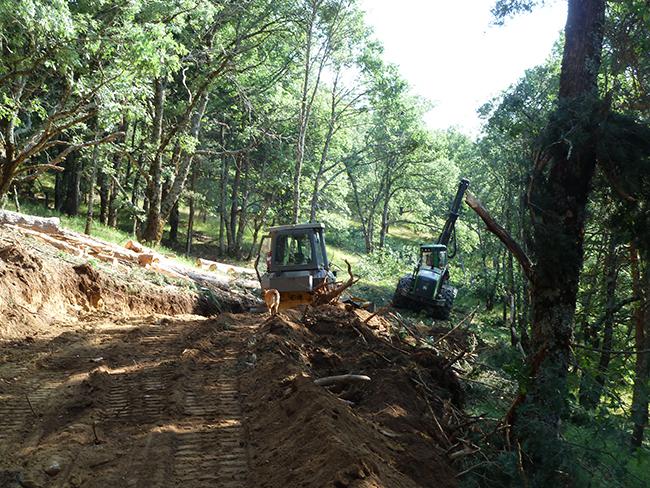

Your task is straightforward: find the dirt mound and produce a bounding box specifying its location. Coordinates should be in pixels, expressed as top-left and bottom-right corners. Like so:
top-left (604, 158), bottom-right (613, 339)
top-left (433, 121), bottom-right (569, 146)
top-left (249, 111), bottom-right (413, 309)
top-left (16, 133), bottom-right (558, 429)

top-left (241, 305), bottom-right (464, 487)
top-left (0, 230), bottom-right (254, 339)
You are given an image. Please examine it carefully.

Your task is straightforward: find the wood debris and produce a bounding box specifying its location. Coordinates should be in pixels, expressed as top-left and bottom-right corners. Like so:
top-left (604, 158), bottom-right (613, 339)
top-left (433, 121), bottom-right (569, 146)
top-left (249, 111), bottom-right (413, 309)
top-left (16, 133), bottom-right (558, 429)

top-left (0, 210), bottom-right (259, 293)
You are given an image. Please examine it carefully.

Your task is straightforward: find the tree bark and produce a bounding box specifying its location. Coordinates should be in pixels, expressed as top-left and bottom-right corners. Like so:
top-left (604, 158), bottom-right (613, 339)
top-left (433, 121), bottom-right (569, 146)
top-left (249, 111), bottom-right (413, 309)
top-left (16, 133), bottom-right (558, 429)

top-left (141, 78), bottom-right (166, 243)
top-left (579, 235), bottom-right (618, 409)
top-left (292, 2), bottom-right (318, 224)
top-left (235, 154), bottom-right (251, 258)
top-left (61, 154), bottom-right (82, 216)
top-left (98, 170), bottom-right (109, 225)
top-left (379, 180), bottom-right (391, 249)
top-left (169, 201), bottom-right (179, 243)
top-left (511, 1), bottom-right (606, 482)
top-left (218, 131), bottom-right (229, 256)
top-left (84, 123), bottom-right (103, 235)
top-left (185, 166), bottom-right (198, 256)
top-left (630, 244), bottom-right (649, 447)
top-left (309, 70), bottom-right (340, 222)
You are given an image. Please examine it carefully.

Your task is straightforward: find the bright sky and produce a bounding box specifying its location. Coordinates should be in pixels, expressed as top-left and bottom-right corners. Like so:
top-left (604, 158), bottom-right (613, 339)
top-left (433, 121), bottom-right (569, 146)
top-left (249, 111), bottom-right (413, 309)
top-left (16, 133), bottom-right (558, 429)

top-left (359, 0), bottom-right (567, 134)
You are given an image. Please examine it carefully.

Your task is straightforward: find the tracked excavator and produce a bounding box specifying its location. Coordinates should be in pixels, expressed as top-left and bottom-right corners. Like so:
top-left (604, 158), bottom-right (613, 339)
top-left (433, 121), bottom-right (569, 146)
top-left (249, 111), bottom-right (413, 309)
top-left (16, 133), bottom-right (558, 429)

top-left (392, 178), bottom-right (470, 319)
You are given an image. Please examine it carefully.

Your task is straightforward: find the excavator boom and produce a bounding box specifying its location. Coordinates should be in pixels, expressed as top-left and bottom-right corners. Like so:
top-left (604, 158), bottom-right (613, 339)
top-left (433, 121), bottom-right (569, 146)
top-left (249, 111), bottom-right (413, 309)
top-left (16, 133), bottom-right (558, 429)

top-left (437, 178), bottom-right (470, 247)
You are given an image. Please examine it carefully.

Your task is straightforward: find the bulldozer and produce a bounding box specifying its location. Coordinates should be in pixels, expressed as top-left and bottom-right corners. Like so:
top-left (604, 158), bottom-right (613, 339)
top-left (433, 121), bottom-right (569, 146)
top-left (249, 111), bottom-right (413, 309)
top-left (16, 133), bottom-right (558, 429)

top-left (256, 222), bottom-right (340, 310)
top-left (392, 178), bottom-right (470, 319)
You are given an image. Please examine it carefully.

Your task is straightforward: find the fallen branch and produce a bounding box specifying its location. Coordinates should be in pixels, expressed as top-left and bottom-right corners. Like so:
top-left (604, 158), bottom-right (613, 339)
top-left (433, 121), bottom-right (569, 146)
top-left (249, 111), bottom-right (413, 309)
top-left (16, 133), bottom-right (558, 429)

top-left (414, 369), bottom-right (451, 447)
top-left (431, 306), bottom-right (479, 347)
top-left (449, 446), bottom-right (481, 460)
top-left (464, 191), bottom-right (534, 282)
top-left (363, 304), bottom-right (392, 324)
top-left (314, 374), bottom-right (371, 387)
top-left (313, 259), bottom-right (359, 305)
top-left (0, 210), bottom-right (61, 233)
top-left (388, 311), bottom-right (425, 345)
top-left (25, 393), bottom-right (38, 418)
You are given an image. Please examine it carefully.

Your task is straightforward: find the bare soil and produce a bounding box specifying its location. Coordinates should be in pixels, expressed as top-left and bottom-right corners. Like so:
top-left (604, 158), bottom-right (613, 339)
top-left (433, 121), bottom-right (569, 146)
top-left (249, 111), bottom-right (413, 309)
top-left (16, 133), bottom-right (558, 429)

top-left (0, 229), bottom-right (462, 487)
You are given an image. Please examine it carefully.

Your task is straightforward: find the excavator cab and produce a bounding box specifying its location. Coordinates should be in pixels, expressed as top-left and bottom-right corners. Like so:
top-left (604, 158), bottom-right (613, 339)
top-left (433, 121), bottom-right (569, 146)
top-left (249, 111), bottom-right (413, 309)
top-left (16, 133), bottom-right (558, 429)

top-left (257, 223), bottom-right (336, 309)
top-left (422, 245), bottom-right (447, 269)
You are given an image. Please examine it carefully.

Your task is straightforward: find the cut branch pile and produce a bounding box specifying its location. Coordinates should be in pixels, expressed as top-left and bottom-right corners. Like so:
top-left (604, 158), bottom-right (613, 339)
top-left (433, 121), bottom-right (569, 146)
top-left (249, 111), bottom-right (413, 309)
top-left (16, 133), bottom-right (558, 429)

top-left (0, 209), bottom-right (259, 293)
top-left (313, 259), bottom-right (359, 306)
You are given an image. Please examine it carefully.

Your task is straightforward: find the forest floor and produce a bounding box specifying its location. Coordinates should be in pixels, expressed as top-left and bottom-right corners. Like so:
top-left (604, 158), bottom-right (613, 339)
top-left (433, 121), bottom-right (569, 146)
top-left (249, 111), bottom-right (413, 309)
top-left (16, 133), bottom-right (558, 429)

top-left (0, 227), bottom-right (468, 488)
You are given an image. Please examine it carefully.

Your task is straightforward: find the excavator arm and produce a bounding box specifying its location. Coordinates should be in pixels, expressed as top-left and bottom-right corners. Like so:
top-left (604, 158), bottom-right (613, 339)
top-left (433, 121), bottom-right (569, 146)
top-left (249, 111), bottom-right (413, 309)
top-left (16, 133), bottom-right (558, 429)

top-left (437, 178), bottom-right (470, 248)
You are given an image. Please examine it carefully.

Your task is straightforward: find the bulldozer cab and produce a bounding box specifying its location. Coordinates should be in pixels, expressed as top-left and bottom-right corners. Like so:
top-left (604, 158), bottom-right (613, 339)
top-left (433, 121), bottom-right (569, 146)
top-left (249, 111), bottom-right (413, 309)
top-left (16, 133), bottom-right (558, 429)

top-left (420, 244), bottom-right (447, 270)
top-left (258, 223), bottom-right (335, 309)
top-left (267, 223), bottom-right (328, 272)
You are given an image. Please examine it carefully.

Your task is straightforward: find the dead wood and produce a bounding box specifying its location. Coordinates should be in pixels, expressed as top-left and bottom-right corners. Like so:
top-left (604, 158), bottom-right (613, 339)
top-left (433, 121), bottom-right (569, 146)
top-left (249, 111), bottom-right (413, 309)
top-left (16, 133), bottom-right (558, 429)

top-left (6, 225), bottom-right (84, 256)
top-left (313, 374), bottom-right (371, 387)
top-left (313, 259), bottom-right (359, 306)
top-left (431, 306), bottom-right (479, 347)
top-left (0, 209), bottom-right (61, 233)
top-left (363, 304), bottom-right (392, 324)
top-left (388, 311), bottom-right (425, 345)
top-left (196, 257), bottom-right (218, 271)
top-left (414, 369), bottom-right (451, 447)
top-left (138, 253), bottom-right (160, 267)
top-left (464, 191), bottom-right (534, 282)
top-left (124, 239), bottom-right (144, 253)
top-left (448, 446), bottom-right (481, 460)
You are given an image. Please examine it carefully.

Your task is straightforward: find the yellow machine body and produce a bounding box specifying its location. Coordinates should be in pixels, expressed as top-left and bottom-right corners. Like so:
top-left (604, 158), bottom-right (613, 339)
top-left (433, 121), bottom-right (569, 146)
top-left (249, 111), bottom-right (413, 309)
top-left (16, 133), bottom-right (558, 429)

top-left (278, 291), bottom-right (314, 310)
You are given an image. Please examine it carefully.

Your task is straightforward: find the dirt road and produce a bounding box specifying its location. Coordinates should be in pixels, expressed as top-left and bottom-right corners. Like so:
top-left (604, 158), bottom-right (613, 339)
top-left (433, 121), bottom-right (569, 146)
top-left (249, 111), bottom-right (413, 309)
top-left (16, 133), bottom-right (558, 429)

top-left (0, 312), bottom-right (256, 488)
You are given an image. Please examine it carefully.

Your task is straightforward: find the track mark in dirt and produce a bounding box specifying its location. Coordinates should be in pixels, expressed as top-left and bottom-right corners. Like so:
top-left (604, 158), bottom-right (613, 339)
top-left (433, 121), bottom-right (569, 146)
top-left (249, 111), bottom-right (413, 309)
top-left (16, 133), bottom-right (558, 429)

top-left (0, 316), bottom-right (256, 488)
top-left (0, 371), bottom-right (63, 452)
top-left (174, 346), bottom-right (248, 487)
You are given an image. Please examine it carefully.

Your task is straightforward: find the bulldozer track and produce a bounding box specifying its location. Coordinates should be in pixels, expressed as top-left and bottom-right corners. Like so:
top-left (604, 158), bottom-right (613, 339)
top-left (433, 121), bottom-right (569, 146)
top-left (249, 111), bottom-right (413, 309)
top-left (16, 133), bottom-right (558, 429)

top-left (173, 347), bottom-right (248, 487)
top-left (0, 370), bottom-right (63, 453)
top-left (0, 318), bottom-right (252, 487)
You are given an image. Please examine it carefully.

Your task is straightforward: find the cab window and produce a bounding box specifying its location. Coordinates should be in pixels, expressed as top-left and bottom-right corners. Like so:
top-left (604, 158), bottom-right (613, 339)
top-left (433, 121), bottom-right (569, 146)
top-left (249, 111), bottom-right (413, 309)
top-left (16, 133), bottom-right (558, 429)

top-left (422, 250), bottom-right (435, 267)
top-left (274, 233), bottom-right (313, 266)
top-left (313, 232), bottom-right (325, 267)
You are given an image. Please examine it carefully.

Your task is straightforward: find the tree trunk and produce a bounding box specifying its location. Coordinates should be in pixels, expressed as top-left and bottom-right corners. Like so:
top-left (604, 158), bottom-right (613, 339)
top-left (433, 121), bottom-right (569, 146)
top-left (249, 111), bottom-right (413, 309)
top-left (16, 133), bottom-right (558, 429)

top-left (379, 183), bottom-right (391, 249)
top-left (247, 199), bottom-right (271, 261)
top-left (62, 154), bottom-right (82, 216)
top-left (293, 0), bottom-right (325, 224)
top-left (185, 167), bottom-right (197, 256)
top-left (228, 155), bottom-right (242, 255)
top-left (292, 4), bottom-right (316, 224)
top-left (84, 124), bottom-right (102, 235)
top-left (309, 71), bottom-right (339, 222)
top-left (218, 131), bottom-right (229, 256)
top-left (54, 168), bottom-right (65, 212)
top-left (169, 201), bottom-right (179, 243)
top-left (512, 0), bottom-right (606, 482)
top-left (98, 170), bottom-right (109, 225)
top-left (159, 93), bottom-right (209, 234)
top-left (141, 78), bottom-right (166, 243)
top-left (579, 235), bottom-right (618, 408)
top-left (365, 217), bottom-right (375, 254)
top-left (235, 154), bottom-right (251, 258)
top-left (630, 244), bottom-right (649, 448)
top-left (107, 152), bottom-right (124, 228)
